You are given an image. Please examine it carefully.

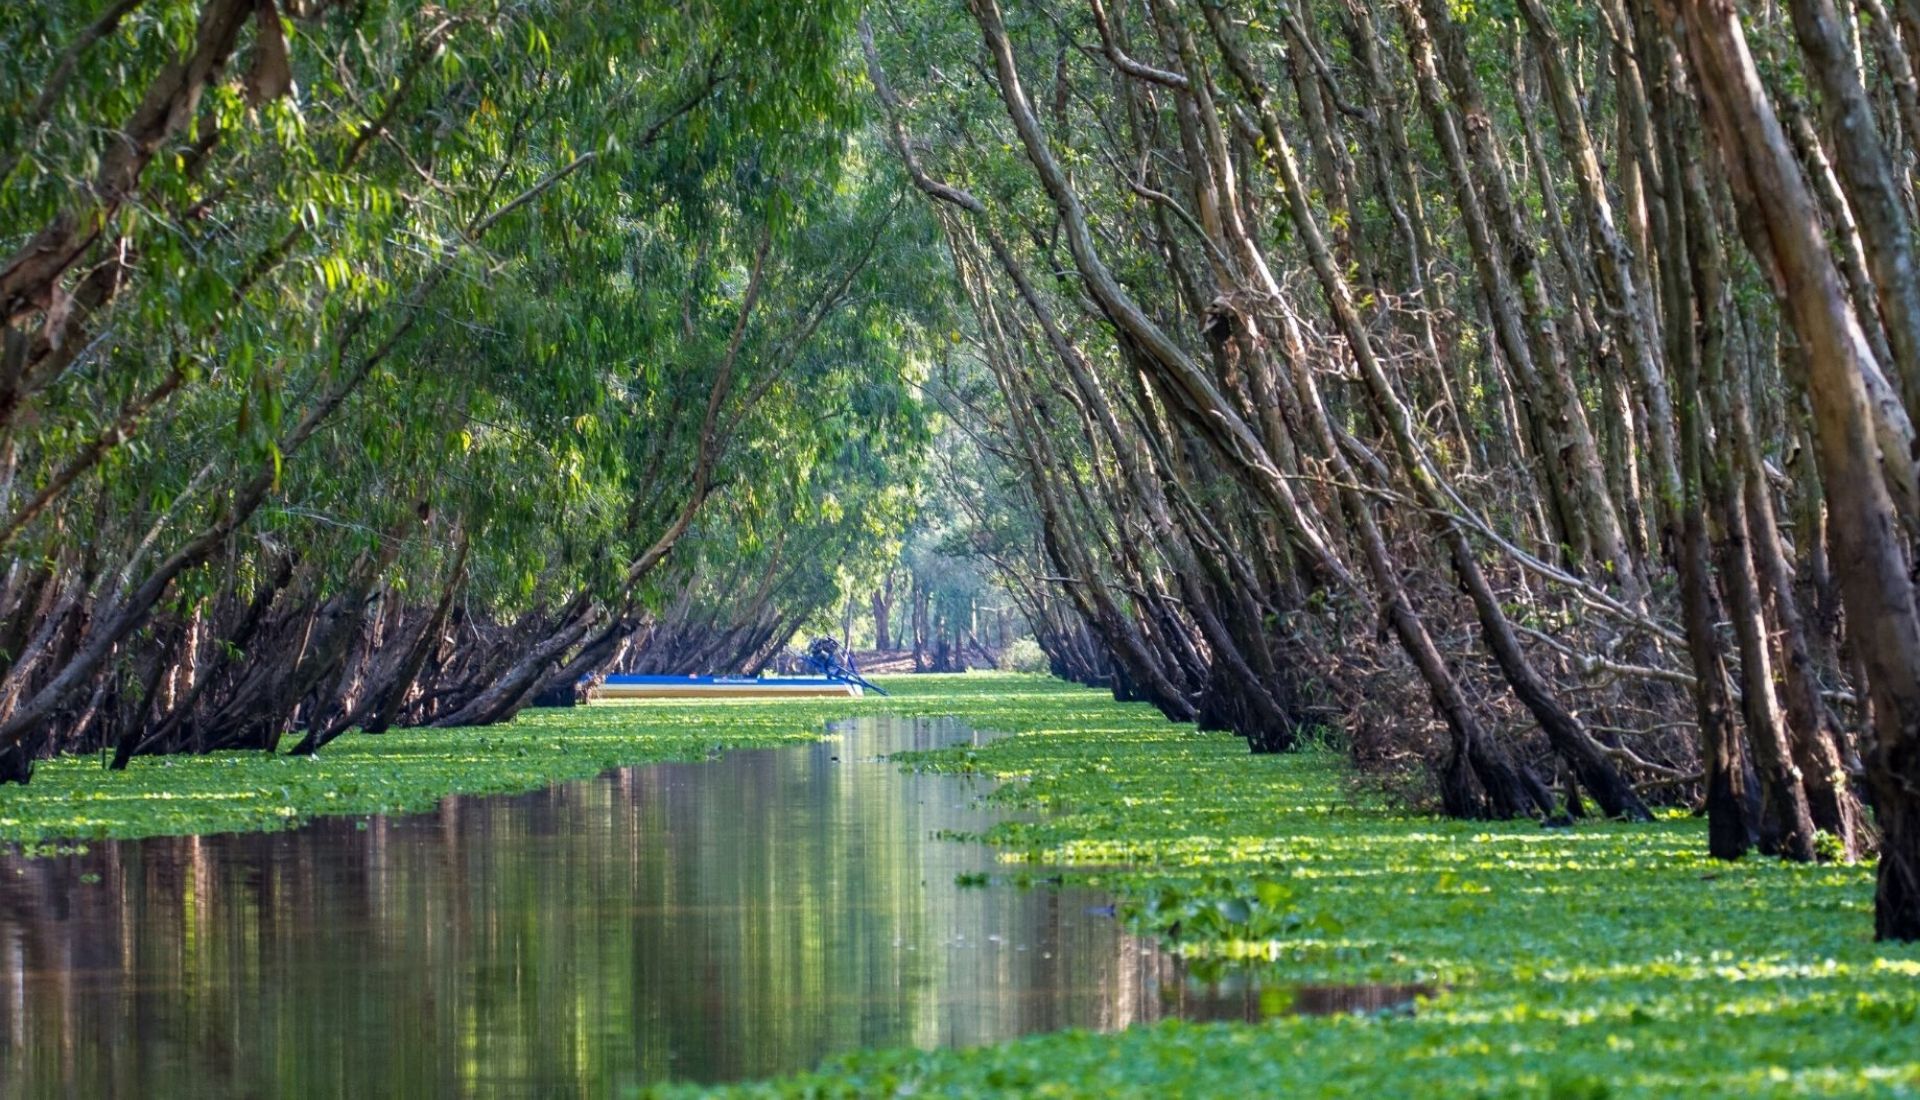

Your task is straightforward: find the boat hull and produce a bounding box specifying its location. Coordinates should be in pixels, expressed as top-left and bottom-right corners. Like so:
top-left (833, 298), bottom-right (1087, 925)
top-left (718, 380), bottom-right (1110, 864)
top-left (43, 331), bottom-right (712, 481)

top-left (589, 675), bottom-right (862, 701)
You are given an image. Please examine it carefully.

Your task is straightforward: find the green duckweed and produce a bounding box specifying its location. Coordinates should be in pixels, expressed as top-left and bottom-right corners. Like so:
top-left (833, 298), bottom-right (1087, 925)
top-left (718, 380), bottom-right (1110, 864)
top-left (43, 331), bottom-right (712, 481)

top-left (0, 673), bottom-right (1040, 843)
top-left (651, 675), bottom-right (1920, 1098)
top-left (5, 673), bottom-right (1916, 1096)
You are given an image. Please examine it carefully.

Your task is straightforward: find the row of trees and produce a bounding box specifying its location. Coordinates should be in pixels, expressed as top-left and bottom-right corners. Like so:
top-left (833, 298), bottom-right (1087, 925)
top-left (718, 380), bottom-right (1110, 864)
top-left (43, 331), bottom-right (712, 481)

top-left (861, 0), bottom-right (1920, 939)
top-left (11, 0), bottom-right (1920, 943)
top-left (0, 4), bottom-right (931, 772)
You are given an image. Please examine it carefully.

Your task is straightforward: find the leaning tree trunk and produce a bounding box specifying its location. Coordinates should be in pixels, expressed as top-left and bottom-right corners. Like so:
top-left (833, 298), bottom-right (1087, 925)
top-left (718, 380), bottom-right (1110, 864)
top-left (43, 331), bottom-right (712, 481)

top-left (1203, 3), bottom-right (1648, 820)
top-left (1677, 0), bottom-right (1920, 938)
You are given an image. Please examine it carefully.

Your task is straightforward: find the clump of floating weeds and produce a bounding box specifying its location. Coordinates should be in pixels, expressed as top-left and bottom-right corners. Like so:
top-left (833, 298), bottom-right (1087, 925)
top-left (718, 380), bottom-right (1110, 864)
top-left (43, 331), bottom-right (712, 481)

top-left (636, 675), bottom-right (1920, 1099)
top-left (10, 673), bottom-right (1918, 1097)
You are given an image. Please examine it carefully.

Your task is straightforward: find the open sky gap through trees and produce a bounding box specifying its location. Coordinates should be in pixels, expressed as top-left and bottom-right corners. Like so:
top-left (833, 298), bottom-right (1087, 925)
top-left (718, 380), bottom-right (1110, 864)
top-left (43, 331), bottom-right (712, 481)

top-left (7, 0), bottom-right (1920, 962)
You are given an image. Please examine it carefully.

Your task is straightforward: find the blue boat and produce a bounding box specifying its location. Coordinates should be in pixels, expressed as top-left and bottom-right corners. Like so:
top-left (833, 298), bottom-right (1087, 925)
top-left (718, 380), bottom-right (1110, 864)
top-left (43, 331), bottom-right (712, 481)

top-left (590, 674), bottom-right (862, 700)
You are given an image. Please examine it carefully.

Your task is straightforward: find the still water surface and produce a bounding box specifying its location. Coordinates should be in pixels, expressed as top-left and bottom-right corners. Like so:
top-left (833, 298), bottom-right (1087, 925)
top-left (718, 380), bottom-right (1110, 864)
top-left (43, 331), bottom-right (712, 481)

top-left (0, 716), bottom-right (1263, 1097)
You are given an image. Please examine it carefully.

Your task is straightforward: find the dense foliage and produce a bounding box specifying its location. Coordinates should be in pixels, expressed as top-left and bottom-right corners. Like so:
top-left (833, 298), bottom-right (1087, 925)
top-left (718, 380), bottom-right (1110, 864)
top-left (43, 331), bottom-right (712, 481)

top-left (0, 0), bottom-right (932, 774)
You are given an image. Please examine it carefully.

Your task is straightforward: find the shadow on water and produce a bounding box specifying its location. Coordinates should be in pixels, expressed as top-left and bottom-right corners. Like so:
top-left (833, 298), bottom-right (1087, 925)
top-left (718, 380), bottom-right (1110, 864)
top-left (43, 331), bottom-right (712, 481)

top-left (0, 716), bottom-right (1377, 1097)
top-left (1158, 977), bottom-right (1437, 1022)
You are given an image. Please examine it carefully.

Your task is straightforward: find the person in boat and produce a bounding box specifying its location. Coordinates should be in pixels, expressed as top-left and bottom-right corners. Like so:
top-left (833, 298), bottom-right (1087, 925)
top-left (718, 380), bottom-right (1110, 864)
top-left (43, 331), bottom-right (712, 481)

top-left (804, 637), bottom-right (888, 696)
top-left (806, 636), bottom-right (852, 677)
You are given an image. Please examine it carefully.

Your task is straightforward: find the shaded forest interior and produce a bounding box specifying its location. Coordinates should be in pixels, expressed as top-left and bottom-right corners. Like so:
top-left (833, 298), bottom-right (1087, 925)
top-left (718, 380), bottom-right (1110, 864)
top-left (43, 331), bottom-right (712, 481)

top-left (5, 0), bottom-right (1920, 940)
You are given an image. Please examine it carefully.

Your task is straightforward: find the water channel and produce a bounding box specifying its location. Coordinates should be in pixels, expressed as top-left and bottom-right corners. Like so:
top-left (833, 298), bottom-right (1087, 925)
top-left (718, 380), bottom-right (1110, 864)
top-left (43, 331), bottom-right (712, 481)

top-left (0, 717), bottom-right (1275, 1097)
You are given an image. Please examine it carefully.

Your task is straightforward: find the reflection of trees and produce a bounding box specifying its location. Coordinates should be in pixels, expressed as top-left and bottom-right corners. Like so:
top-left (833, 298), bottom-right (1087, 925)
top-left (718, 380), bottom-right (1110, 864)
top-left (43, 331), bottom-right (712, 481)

top-left (0, 719), bottom-right (1191, 1095)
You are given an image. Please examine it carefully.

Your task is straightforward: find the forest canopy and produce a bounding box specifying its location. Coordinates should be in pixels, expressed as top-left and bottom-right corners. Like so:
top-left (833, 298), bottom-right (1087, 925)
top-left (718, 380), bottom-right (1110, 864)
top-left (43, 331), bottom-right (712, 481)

top-left (0, 0), bottom-right (939, 761)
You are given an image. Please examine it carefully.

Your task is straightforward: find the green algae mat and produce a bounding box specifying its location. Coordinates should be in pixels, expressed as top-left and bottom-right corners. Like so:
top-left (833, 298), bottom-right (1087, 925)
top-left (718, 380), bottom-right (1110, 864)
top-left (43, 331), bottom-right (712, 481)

top-left (0, 673), bottom-right (1005, 843)
top-left (662, 677), bottom-right (1919, 1098)
top-left (4, 674), bottom-right (1916, 1095)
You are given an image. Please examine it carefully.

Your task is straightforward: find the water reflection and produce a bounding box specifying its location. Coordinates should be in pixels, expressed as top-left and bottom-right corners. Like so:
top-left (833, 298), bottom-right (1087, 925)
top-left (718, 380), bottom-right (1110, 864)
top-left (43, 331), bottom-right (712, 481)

top-left (0, 717), bottom-right (1270, 1097)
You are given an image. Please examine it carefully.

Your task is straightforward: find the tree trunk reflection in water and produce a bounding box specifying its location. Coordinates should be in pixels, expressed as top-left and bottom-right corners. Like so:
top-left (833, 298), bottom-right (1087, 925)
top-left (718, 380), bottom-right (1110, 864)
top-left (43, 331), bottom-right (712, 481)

top-left (1, 718), bottom-right (1255, 1097)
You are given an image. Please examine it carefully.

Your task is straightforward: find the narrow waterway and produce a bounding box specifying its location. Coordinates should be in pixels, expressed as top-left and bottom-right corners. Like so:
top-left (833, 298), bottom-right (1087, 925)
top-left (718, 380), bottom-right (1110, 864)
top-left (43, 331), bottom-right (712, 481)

top-left (0, 716), bottom-right (1267, 1097)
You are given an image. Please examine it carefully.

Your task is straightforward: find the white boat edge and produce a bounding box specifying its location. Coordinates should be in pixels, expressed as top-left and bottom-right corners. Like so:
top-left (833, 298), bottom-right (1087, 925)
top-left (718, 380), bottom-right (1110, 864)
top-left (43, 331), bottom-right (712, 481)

top-left (589, 680), bottom-right (864, 701)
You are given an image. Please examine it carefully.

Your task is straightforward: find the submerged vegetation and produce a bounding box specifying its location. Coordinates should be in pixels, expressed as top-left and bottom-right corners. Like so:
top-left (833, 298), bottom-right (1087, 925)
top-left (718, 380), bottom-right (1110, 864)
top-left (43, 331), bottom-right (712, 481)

top-left (0, 698), bottom-right (818, 843)
top-left (12, 674), bottom-right (1914, 1093)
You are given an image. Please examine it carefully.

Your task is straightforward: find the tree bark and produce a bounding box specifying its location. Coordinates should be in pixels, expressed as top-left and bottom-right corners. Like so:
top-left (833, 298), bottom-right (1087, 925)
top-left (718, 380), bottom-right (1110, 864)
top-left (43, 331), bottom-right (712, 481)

top-left (1675, 0), bottom-right (1920, 937)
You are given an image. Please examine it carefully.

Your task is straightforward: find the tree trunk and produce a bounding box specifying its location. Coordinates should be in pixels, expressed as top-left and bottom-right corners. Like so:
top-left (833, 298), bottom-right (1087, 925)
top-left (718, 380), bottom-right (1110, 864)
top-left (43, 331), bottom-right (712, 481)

top-left (1677, 0), bottom-right (1920, 937)
top-left (872, 575), bottom-right (894, 651)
